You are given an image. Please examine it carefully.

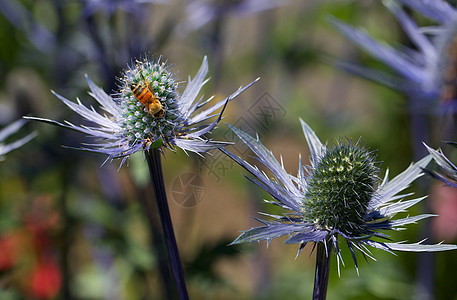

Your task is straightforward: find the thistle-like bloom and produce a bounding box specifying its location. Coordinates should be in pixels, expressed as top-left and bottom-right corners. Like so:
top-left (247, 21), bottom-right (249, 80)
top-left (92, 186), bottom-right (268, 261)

top-left (224, 120), bottom-right (457, 272)
top-left (0, 119), bottom-right (35, 160)
top-left (424, 143), bottom-right (457, 188)
top-left (332, 0), bottom-right (457, 111)
top-left (26, 56), bottom-right (256, 166)
top-left (81, 0), bottom-right (168, 16)
top-left (178, 0), bottom-right (287, 35)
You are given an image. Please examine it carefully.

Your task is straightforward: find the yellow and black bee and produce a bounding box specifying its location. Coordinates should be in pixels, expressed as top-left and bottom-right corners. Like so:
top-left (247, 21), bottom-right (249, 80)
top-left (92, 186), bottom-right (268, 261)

top-left (130, 78), bottom-right (164, 118)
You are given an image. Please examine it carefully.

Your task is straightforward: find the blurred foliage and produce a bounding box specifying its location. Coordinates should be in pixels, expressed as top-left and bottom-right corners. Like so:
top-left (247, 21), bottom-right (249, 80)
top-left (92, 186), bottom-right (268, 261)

top-left (0, 0), bottom-right (456, 299)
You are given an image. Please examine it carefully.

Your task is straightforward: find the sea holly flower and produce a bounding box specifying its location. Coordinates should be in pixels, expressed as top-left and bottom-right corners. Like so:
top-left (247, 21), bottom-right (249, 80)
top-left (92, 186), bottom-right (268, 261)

top-left (178, 0), bottom-right (288, 35)
top-left (81, 0), bottom-right (169, 16)
top-left (223, 119), bottom-right (457, 274)
top-left (331, 0), bottom-right (457, 111)
top-left (0, 119), bottom-right (36, 160)
top-left (26, 56), bottom-right (257, 166)
top-left (25, 56), bottom-right (257, 299)
top-left (423, 142), bottom-right (457, 188)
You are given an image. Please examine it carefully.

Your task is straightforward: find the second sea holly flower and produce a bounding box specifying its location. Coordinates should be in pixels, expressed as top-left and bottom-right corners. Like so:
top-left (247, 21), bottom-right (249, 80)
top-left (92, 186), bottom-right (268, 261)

top-left (223, 119), bottom-right (457, 273)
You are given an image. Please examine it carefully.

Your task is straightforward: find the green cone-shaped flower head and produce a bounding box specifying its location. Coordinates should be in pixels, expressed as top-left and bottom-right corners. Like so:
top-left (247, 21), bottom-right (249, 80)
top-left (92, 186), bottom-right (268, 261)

top-left (118, 58), bottom-right (179, 147)
top-left (223, 119), bottom-right (457, 272)
top-left (304, 142), bottom-right (379, 235)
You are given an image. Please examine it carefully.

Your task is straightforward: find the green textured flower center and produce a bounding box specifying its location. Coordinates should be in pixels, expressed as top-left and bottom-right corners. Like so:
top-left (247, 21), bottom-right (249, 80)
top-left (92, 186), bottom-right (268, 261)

top-left (303, 143), bottom-right (378, 235)
top-left (119, 59), bottom-right (179, 147)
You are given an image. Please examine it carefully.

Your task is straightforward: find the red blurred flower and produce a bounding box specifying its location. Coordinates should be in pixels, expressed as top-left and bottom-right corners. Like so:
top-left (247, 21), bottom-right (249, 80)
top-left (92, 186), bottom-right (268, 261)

top-left (27, 259), bottom-right (61, 300)
top-left (0, 234), bottom-right (20, 270)
top-left (431, 183), bottom-right (457, 241)
top-left (0, 196), bottom-right (62, 299)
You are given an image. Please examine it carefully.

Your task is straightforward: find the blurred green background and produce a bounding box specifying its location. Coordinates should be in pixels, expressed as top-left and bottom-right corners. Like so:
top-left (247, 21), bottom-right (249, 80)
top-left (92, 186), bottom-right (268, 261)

top-left (1, 0), bottom-right (456, 299)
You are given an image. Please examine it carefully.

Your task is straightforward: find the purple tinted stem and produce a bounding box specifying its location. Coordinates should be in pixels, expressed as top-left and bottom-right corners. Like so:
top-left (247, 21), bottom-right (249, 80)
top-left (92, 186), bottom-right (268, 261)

top-left (145, 148), bottom-right (189, 300)
top-left (312, 240), bottom-right (332, 300)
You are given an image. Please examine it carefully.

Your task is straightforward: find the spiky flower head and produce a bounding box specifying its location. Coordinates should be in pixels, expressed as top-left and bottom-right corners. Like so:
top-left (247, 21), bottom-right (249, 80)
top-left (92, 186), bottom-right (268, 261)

top-left (117, 58), bottom-right (181, 149)
top-left (178, 0), bottom-right (288, 35)
top-left (332, 0), bottom-right (457, 112)
top-left (303, 141), bottom-right (379, 237)
top-left (26, 56), bottom-right (257, 166)
top-left (223, 119), bottom-right (457, 272)
top-left (0, 119), bottom-right (35, 160)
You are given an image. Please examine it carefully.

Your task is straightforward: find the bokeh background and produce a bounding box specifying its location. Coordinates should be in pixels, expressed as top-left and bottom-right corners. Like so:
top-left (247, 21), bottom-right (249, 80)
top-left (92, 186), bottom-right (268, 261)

top-left (1, 0), bottom-right (457, 299)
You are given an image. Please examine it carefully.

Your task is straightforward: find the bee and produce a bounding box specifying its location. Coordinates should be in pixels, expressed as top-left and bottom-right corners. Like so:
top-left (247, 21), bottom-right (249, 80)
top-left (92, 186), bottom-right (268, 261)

top-left (130, 77), bottom-right (164, 118)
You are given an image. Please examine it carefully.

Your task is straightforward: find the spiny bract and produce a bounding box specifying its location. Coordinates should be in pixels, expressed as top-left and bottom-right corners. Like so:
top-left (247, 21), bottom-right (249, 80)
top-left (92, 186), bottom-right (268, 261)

top-left (223, 119), bottom-right (457, 273)
top-left (25, 56), bottom-right (258, 166)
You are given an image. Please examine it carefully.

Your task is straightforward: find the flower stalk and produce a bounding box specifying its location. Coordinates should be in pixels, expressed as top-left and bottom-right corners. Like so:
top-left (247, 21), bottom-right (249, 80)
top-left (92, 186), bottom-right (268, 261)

top-left (145, 148), bottom-right (189, 300)
top-left (137, 183), bottom-right (175, 299)
top-left (313, 239), bottom-right (333, 300)
top-left (224, 119), bottom-right (457, 299)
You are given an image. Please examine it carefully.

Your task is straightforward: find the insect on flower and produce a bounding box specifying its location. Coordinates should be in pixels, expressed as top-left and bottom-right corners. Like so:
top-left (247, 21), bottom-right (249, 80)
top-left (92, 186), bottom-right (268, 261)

top-left (129, 73), bottom-right (164, 118)
top-left (24, 56), bottom-right (258, 166)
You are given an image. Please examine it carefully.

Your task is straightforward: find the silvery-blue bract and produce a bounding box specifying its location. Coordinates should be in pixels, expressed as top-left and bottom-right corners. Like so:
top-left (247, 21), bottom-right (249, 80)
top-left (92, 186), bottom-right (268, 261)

top-left (424, 143), bottom-right (457, 188)
top-left (27, 57), bottom-right (257, 166)
top-left (0, 119), bottom-right (35, 160)
top-left (332, 0), bottom-right (457, 112)
top-left (224, 119), bottom-right (457, 273)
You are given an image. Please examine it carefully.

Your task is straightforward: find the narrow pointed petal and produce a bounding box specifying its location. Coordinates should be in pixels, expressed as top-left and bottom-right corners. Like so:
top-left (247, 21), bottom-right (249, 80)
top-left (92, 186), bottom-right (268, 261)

top-left (86, 75), bottom-right (122, 118)
top-left (0, 132), bottom-right (36, 156)
top-left (422, 169), bottom-right (457, 188)
top-left (378, 196), bottom-right (427, 216)
top-left (50, 91), bottom-right (121, 130)
top-left (0, 119), bottom-right (28, 141)
top-left (285, 230), bottom-right (328, 244)
top-left (173, 137), bottom-right (226, 153)
top-left (371, 155), bottom-right (432, 209)
top-left (394, 0), bottom-right (457, 23)
top-left (228, 125), bottom-right (301, 196)
top-left (386, 2), bottom-right (436, 60)
top-left (231, 222), bottom-right (314, 245)
top-left (385, 241), bottom-right (457, 252)
top-left (330, 18), bottom-right (424, 83)
top-left (185, 98), bottom-right (229, 138)
top-left (180, 56), bottom-right (209, 118)
top-left (24, 117), bottom-right (117, 139)
top-left (346, 241), bottom-right (360, 274)
top-left (189, 78), bottom-right (259, 125)
top-left (389, 214), bottom-right (436, 227)
top-left (296, 154), bottom-right (307, 188)
top-left (424, 143), bottom-right (457, 174)
top-left (363, 240), bottom-right (396, 255)
top-left (245, 176), bottom-right (301, 211)
top-left (221, 148), bottom-right (302, 212)
top-left (336, 60), bottom-right (406, 91)
top-left (299, 118), bottom-right (325, 166)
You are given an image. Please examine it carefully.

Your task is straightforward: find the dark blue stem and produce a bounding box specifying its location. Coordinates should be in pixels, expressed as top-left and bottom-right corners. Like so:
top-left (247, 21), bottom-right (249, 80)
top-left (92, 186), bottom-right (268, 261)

top-left (145, 148), bottom-right (189, 300)
top-left (312, 240), bottom-right (332, 300)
